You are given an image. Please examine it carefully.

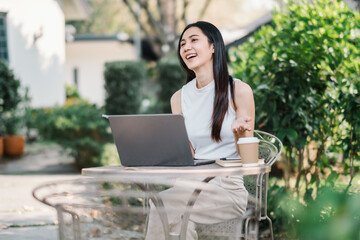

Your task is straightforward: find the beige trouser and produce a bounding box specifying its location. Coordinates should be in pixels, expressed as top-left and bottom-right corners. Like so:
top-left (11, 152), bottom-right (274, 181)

top-left (145, 176), bottom-right (248, 240)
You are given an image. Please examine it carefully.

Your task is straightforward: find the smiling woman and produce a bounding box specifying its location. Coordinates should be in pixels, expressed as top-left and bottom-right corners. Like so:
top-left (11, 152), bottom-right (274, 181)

top-left (145, 21), bottom-right (255, 240)
top-left (179, 27), bottom-right (215, 80)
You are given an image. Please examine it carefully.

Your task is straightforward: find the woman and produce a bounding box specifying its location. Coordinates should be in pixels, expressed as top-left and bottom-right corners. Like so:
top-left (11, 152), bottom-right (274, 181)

top-left (145, 21), bottom-right (255, 240)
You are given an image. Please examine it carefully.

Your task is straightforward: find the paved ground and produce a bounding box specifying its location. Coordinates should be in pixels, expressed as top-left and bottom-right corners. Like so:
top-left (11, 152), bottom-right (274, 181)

top-left (0, 142), bottom-right (82, 240)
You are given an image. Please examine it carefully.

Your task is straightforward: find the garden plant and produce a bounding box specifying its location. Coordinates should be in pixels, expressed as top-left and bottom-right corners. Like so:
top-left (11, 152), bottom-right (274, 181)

top-left (156, 57), bottom-right (185, 113)
top-left (104, 60), bottom-right (147, 115)
top-left (33, 100), bottom-right (112, 169)
top-left (230, 0), bottom-right (360, 238)
top-left (0, 60), bottom-right (22, 136)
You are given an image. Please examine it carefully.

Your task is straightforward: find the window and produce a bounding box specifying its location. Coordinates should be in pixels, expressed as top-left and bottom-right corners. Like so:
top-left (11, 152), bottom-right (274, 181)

top-left (73, 67), bottom-right (78, 86)
top-left (0, 12), bottom-right (8, 62)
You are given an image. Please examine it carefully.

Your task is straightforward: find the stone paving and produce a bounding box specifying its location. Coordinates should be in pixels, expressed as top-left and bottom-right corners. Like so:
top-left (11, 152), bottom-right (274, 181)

top-left (0, 142), bottom-right (81, 240)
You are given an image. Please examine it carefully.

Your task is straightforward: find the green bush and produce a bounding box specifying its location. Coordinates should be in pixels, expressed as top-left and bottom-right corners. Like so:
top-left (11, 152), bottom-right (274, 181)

top-left (97, 143), bottom-right (120, 166)
top-left (282, 188), bottom-right (360, 240)
top-left (156, 58), bottom-right (185, 113)
top-left (267, 175), bottom-right (360, 239)
top-left (2, 111), bottom-right (23, 135)
top-left (34, 103), bottom-right (112, 169)
top-left (65, 85), bottom-right (81, 99)
top-left (230, 0), bottom-right (360, 188)
top-left (3, 87), bottom-right (31, 136)
top-left (0, 60), bottom-right (21, 113)
top-left (104, 61), bottom-right (147, 114)
top-left (230, 1), bottom-right (360, 237)
top-left (0, 60), bottom-right (22, 135)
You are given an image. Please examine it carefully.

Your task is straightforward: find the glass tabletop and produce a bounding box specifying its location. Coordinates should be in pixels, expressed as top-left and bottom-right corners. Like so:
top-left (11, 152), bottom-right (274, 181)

top-left (82, 163), bottom-right (271, 178)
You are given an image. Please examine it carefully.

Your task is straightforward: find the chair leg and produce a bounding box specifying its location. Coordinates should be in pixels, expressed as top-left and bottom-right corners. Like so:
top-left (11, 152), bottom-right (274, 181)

top-left (244, 217), bottom-right (258, 240)
top-left (244, 217), bottom-right (250, 240)
top-left (266, 216), bottom-right (274, 240)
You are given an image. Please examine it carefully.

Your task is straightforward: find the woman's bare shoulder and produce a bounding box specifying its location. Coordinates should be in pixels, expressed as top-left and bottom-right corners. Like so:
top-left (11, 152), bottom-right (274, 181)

top-left (170, 89), bottom-right (182, 114)
top-left (171, 89), bottom-right (182, 102)
top-left (233, 79), bottom-right (253, 96)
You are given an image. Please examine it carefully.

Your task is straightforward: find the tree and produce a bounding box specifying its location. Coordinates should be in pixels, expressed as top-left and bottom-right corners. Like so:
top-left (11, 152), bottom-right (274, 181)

top-left (230, 0), bottom-right (360, 192)
top-left (67, 0), bottom-right (277, 59)
top-left (230, 1), bottom-right (359, 237)
top-left (121, 0), bottom-right (213, 58)
top-left (66, 0), bottom-right (135, 35)
top-left (67, 0), bottom-right (214, 58)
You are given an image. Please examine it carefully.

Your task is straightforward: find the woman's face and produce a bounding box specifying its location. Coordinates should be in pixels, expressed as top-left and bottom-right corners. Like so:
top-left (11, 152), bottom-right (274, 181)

top-left (179, 27), bottom-right (214, 72)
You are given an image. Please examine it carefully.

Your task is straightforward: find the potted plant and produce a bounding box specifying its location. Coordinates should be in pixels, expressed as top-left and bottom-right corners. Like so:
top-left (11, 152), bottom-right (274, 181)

top-left (3, 110), bottom-right (26, 157)
top-left (0, 60), bottom-right (23, 157)
top-left (0, 119), bottom-right (4, 159)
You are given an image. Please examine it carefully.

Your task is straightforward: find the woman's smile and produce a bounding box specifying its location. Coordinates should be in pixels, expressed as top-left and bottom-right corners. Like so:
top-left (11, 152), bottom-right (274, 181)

top-left (185, 53), bottom-right (197, 60)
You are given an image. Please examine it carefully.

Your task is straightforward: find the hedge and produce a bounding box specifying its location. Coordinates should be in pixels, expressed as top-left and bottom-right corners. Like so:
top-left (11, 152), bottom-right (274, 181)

top-left (104, 60), bottom-right (147, 115)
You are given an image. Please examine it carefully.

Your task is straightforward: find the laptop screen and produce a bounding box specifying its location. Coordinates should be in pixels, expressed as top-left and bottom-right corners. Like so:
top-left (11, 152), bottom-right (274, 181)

top-left (105, 114), bottom-right (195, 166)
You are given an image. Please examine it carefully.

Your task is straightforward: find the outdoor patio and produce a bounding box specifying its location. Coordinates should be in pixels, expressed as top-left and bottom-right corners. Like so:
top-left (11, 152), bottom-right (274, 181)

top-left (0, 142), bottom-right (80, 240)
top-left (0, 0), bottom-right (359, 239)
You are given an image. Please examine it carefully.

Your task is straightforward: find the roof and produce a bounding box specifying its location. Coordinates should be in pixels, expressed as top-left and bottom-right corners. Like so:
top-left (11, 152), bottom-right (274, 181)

top-left (62, 0), bottom-right (91, 21)
top-left (68, 33), bottom-right (131, 42)
top-left (65, 32), bottom-right (158, 61)
top-left (225, 12), bottom-right (273, 51)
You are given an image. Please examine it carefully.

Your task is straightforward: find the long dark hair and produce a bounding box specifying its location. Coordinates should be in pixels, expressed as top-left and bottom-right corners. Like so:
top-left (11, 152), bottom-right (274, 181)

top-left (177, 21), bottom-right (234, 142)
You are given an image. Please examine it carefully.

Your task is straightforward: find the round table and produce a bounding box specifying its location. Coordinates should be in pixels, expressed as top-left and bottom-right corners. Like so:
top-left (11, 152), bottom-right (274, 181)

top-left (82, 163), bottom-right (271, 240)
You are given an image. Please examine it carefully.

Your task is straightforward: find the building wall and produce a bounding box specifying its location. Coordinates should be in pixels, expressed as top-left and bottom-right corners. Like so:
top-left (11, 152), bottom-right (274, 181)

top-left (65, 40), bottom-right (137, 106)
top-left (0, 0), bottom-right (66, 107)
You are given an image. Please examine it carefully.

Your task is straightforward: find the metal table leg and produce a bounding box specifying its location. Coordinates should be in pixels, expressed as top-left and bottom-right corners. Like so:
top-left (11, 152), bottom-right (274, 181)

top-left (179, 177), bottom-right (215, 240)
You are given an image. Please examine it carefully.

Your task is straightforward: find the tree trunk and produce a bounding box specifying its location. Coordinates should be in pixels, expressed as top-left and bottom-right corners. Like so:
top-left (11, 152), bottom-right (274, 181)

top-left (345, 124), bottom-right (355, 193)
top-left (295, 148), bottom-right (304, 193)
top-left (284, 147), bottom-right (292, 190)
top-left (121, 0), bottom-right (213, 58)
top-left (159, 0), bottom-right (176, 53)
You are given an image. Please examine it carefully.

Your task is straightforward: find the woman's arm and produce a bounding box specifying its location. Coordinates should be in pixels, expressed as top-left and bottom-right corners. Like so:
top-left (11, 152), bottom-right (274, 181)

top-left (231, 81), bottom-right (255, 154)
top-left (170, 89), bottom-right (195, 157)
top-left (170, 89), bottom-right (182, 114)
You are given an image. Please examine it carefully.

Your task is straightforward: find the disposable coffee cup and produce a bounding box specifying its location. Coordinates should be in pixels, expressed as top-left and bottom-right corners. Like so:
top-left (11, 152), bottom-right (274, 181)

top-left (237, 137), bottom-right (260, 167)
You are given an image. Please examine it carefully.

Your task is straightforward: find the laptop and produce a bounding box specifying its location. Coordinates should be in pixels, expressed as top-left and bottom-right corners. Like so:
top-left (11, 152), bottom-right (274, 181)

top-left (103, 114), bottom-right (216, 167)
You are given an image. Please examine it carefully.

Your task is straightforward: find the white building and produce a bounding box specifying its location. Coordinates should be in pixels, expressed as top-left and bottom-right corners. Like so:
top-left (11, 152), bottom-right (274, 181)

top-left (65, 33), bottom-right (138, 106)
top-left (0, 0), bottom-right (90, 107)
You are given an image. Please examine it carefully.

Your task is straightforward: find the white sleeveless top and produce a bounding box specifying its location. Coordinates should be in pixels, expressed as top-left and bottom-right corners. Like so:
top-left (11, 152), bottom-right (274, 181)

top-left (181, 78), bottom-right (241, 160)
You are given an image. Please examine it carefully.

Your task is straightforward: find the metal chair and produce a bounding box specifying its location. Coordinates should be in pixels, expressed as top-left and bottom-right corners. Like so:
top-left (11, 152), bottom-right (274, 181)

top-left (196, 130), bottom-right (283, 240)
top-left (32, 178), bottom-right (176, 240)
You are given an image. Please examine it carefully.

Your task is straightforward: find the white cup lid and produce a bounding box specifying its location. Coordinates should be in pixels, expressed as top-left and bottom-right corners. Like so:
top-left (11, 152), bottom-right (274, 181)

top-left (237, 137), bottom-right (260, 144)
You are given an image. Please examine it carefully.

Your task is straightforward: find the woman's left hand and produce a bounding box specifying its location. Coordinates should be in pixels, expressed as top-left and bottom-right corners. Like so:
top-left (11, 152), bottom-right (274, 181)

top-left (231, 116), bottom-right (252, 135)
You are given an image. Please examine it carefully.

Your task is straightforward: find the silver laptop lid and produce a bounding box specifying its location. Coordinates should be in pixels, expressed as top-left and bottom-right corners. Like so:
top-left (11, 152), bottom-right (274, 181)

top-left (105, 114), bottom-right (194, 166)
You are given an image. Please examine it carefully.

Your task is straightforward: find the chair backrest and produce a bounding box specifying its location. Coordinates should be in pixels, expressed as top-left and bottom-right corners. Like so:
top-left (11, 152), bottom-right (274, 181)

top-left (244, 130), bottom-right (283, 219)
top-left (196, 130), bottom-right (283, 239)
top-left (254, 130), bottom-right (283, 166)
